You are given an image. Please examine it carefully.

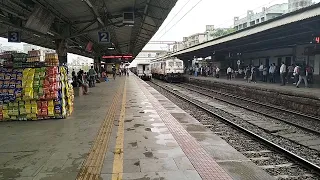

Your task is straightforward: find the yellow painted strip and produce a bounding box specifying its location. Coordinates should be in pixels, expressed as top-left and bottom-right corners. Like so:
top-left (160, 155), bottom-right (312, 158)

top-left (76, 80), bottom-right (125, 180)
top-left (112, 80), bottom-right (127, 180)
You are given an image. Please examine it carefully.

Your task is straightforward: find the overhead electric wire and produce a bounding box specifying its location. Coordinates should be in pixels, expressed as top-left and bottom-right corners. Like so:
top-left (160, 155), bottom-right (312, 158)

top-left (157, 0), bottom-right (204, 40)
top-left (157, 0), bottom-right (282, 40)
top-left (155, 0), bottom-right (192, 36)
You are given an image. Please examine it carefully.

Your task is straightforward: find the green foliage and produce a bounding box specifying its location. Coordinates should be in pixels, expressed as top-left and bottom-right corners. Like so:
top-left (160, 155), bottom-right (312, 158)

top-left (210, 28), bottom-right (235, 38)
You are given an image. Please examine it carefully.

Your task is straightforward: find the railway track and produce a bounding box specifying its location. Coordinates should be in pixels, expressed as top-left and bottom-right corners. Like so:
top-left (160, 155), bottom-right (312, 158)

top-left (176, 83), bottom-right (320, 134)
top-left (174, 83), bottom-right (320, 150)
top-left (148, 80), bottom-right (320, 180)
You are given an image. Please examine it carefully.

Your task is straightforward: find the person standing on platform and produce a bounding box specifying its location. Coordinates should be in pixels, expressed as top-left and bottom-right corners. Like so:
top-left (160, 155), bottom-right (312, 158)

top-left (88, 66), bottom-right (97, 87)
top-left (112, 65), bottom-right (117, 80)
top-left (296, 62), bottom-right (308, 88)
top-left (259, 63), bottom-right (264, 81)
top-left (227, 66), bottom-right (232, 80)
top-left (287, 64), bottom-right (294, 84)
top-left (263, 66), bottom-right (268, 82)
top-left (251, 66), bottom-right (257, 83)
top-left (269, 64), bottom-right (275, 83)
top-left (280, 62), bottom-right (287, 86)
top-left (216, 67), bottom-right (220, 78)
top-left (195, 66), bottom-right (199, 77)
top-left (212, 66), bottom-right (216, 77)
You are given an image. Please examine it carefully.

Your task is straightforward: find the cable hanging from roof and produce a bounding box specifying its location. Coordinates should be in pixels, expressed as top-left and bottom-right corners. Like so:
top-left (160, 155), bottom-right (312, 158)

top-left (157, 0), bottom-right (204, 40)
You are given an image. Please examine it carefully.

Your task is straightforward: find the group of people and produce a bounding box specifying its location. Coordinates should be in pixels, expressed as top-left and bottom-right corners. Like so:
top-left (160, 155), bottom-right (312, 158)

top-left (71, 66), bottom-right (97, 95)
top-left (189, 66), bottom-right (221, 78)
top-left (189, 61), bottom-right (314, 88)
top-left (231, 62), bottom-right (314, 88)
top-left (118, 65), bottom-right (129, 76)
top-left (256, 62), bottom-right (313, 88)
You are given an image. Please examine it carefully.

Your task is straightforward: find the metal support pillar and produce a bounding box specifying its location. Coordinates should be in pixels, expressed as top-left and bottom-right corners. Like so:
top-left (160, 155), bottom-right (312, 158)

top-left (93, 57), bottom-right (101, 75)
top-left (55, 39), bottom-right (68, 73)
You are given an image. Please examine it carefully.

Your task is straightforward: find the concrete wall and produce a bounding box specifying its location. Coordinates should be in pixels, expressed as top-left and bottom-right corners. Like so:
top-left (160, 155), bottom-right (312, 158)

top-left (188, 78), bottom-right (320, 116)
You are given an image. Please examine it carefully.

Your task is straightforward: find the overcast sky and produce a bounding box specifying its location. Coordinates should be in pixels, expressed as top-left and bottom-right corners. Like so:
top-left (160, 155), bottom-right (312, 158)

top-left (144, 0), bottom-right (319, 50)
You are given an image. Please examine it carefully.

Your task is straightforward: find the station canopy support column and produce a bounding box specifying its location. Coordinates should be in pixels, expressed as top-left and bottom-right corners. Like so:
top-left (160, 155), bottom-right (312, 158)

top-left (93, 57), bottom-right (101, 74)
top-left (55, 39), bottom-right (68, 66)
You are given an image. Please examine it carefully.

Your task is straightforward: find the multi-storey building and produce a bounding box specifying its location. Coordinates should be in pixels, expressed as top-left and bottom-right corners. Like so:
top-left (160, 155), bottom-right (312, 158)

top-left (234, 3), bottom-right (288, 31)
top-left (182, 33), bottom-right (207, 49)
top-left (288, 0), bottom-right (313, 12)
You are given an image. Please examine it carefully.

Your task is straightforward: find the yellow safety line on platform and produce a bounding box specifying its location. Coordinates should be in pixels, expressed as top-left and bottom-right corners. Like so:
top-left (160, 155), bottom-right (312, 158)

top-left (111, 80), bottom-right (127, 180)
top-left (76, 81), bottom-right (125, 180)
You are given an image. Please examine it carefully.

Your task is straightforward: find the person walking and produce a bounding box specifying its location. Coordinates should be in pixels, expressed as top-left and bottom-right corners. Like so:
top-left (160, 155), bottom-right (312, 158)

top-left (293, 64), bottom-right (300, 85)
top-left (296, 62), bottom-right (308, 88)
top-left (280, 62), bottom-right (286, 86)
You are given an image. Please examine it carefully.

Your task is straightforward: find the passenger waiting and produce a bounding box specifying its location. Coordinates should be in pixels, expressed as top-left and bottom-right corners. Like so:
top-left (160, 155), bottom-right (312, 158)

top-left (262, 66), bottom-right (268, 82)
top-left (287, 64), bottom-right (294, 84)
top-left (215, 67), bottom-right (220, 78)
top-left (269, 64), bottom-right (275, 83)
top-left (280, 62), bottom-right (286, 86)
top-left (259, 63), bottom-right (264, 81)
top-left (227, 66), bottom-right (232, 80)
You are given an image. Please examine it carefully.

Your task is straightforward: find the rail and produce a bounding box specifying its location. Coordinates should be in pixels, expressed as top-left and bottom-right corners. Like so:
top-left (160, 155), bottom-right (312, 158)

top-left (150, 81), bottom-right (320, 175)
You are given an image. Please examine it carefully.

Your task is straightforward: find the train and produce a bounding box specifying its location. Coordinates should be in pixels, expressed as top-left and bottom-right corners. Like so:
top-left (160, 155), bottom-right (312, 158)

top-left (130, 60), bottom-right (152, 80)
top-left (151, 57), bottom-right (184, 83)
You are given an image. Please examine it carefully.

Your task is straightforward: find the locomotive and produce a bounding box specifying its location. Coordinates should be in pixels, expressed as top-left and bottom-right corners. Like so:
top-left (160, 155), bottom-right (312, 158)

top-left (151, 57), bottom-right (184, 83)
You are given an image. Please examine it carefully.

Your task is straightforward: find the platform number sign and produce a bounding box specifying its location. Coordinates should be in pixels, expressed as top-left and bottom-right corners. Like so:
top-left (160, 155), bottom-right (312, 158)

top-left (8, 31), bottom-right (21, 43)
top-left (98, 31), bottom-right (110, 43)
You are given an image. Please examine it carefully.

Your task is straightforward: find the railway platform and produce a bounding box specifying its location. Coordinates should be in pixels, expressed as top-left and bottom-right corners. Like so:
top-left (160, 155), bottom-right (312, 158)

top-left (0, 74), bottom-right (274, 180)
top-left (187, 76), bottom-right (320, 117)
top-left (188, 76), bottom-right (320, 99)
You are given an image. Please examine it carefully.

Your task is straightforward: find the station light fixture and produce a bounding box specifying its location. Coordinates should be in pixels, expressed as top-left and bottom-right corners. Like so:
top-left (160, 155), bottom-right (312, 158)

top-left (123, 12), bottom-right (134, 26)
top-left (47, 31), bottom-right (54, 36)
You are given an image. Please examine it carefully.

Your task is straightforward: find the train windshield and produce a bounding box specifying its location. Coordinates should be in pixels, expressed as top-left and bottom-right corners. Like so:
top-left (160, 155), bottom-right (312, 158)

top-left (176, 62), bottom-right (182, 67)
top-left (168, 62), bottom-right (174, 66)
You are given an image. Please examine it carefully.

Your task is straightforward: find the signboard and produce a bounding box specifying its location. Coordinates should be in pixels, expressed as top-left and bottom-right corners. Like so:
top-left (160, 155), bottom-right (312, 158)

top-left (25, 5), bottom-right (55, 34)
top-left (8, 31), bottom-right (21, 43)
top-left (313, 36), bottom-right (320, 44)
top-left (98, 32), bottom-right (110, 43)
top-left (102, 55), bottom-right (133, 59)
top-left (86, 41), bottom-right (93, 52)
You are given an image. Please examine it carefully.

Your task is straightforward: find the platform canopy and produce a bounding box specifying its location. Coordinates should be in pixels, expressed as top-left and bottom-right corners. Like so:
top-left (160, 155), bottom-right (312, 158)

top-left (0, 0), bottom-right (177, 58)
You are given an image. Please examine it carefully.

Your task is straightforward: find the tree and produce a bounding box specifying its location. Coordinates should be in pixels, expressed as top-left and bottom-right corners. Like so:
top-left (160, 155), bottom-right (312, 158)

top-left (210, 28), bottom-right (235, 38)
